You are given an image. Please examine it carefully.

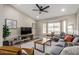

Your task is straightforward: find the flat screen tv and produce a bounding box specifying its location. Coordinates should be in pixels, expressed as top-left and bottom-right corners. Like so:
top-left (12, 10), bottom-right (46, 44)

top-left (21, 27), bottom-right (32, 35)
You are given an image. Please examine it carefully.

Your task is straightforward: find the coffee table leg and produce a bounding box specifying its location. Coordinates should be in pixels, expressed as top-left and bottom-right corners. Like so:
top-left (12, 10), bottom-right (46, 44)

top-left (43, 44), bottom-right (45, 52)
top-left (45, 40), bottom-right (51, 46)
top-left (34, 43), bottom-right (45, 53)
top-left (34, 43), bottom-right (36, 49)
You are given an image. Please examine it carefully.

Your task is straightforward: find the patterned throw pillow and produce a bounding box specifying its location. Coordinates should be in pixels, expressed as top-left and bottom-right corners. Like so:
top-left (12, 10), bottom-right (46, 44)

top-left (64, 35), bottom-right (74, 42)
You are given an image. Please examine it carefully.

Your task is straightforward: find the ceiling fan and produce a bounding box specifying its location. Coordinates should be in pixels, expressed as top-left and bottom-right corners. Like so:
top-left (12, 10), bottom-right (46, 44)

top-left (32, 4), bottom-right (50, 14)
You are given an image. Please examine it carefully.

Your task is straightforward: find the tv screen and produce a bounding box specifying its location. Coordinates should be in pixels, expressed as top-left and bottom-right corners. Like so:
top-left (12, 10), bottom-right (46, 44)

top-left (21, 27), bottom-right (32, 35)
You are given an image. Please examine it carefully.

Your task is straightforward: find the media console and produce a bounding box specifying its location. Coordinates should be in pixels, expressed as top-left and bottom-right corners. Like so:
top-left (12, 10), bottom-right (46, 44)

top-left (19, 34), bottom-right (33, 40)
top-left (3, 34), bottom-right (33, 46)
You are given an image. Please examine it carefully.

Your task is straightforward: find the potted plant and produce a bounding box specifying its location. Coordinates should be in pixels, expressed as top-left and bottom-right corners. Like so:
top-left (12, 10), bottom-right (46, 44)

top-left (3, 24), bottom-right (11, 40)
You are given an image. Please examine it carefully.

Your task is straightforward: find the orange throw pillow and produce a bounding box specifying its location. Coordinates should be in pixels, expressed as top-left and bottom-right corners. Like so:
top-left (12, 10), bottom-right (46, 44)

top-left (64, 35), bottom-right (74, 42)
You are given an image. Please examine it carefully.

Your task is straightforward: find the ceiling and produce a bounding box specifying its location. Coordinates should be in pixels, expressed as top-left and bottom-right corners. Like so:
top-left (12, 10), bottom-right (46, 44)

top-left (12, 4), bottom-right (79, 20)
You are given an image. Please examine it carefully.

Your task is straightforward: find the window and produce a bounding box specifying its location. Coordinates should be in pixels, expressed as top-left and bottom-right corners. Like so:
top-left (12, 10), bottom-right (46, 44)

top-left (67, 25), bottom-right (74, 34)
top-left (43, 23), bottom-right (46, 34)
top-left (48, 22), bottom-right (60, 34)
top-left (62, 20), bottom-right (66, 33)
top-left (53, 23), bottom-right (60, 34)
top-left (48, 23), bottom-right (53, 33)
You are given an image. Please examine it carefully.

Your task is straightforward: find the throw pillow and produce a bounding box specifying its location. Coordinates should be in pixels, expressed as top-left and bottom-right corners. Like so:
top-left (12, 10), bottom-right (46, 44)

top-left (64, 35), bottom-right (74, 42)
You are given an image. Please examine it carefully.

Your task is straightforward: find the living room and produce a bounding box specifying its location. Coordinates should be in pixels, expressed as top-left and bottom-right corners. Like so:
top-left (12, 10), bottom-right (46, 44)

top-left (1, 4), bottom-right (79, 55)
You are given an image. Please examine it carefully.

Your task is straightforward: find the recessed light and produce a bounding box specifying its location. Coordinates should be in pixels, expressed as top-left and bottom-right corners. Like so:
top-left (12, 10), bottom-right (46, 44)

top-left (36, 16), bottom-right (39, 18)
top-left (61, 8), bottom-right (65, 12)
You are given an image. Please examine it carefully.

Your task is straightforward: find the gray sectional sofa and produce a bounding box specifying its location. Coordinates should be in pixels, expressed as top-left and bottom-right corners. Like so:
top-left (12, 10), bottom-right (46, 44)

top-left (46, 36), bottom-right (79, 55)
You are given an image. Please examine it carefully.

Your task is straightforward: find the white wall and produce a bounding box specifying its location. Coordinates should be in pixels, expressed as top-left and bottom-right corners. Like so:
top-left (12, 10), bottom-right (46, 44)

top-left (0, 5), bottom-right (36, 46)
top-left (76, 9), bottom-right (79, 34)
top-left (36, 14), bottom-right (77, 35)
top-left (0, 5), bottom-right (4, 46)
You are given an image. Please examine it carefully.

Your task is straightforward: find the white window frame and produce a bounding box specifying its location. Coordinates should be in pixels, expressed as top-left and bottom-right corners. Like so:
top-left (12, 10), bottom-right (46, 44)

top-left (48, 22), bottom-right (60, 34)
top-left (67, 24), bottom-right (74, 34)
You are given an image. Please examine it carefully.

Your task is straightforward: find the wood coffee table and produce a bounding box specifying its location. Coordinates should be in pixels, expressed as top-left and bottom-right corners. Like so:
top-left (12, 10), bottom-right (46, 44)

top-left (34, 38), bottom-right (52, 53)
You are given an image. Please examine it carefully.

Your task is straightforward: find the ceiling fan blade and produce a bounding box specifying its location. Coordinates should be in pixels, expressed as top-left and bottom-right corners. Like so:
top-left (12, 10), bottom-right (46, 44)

top-left (36, 4), bottom-right (41, 10)
top-left (42, 6), bottom-right (50, 10)
top-left (32, 9), bottom-right (39, 11)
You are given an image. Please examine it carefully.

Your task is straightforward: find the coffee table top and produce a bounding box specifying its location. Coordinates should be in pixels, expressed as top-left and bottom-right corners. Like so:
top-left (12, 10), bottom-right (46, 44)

top-left (34, 38), bottom-right (51, 45)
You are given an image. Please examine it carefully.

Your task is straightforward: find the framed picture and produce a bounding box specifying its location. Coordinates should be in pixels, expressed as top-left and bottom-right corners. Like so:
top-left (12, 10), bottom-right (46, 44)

top-left (6, 19), bottom-right (17, 29)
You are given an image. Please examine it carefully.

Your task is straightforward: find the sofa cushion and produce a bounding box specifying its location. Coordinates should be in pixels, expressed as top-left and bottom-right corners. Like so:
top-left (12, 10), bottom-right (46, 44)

top-left (58, 39), bottom-right (64, 42)
top-left (60, 46), bottom-right (79, 55)
top-left (55, 42), bottom-right (66, 47)
top-left (64, 35), bottom-right (74, 42)
top-left (48, 46), bottom-right (64, 55)
top-left (72, 37), bottom-right (79, 43)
